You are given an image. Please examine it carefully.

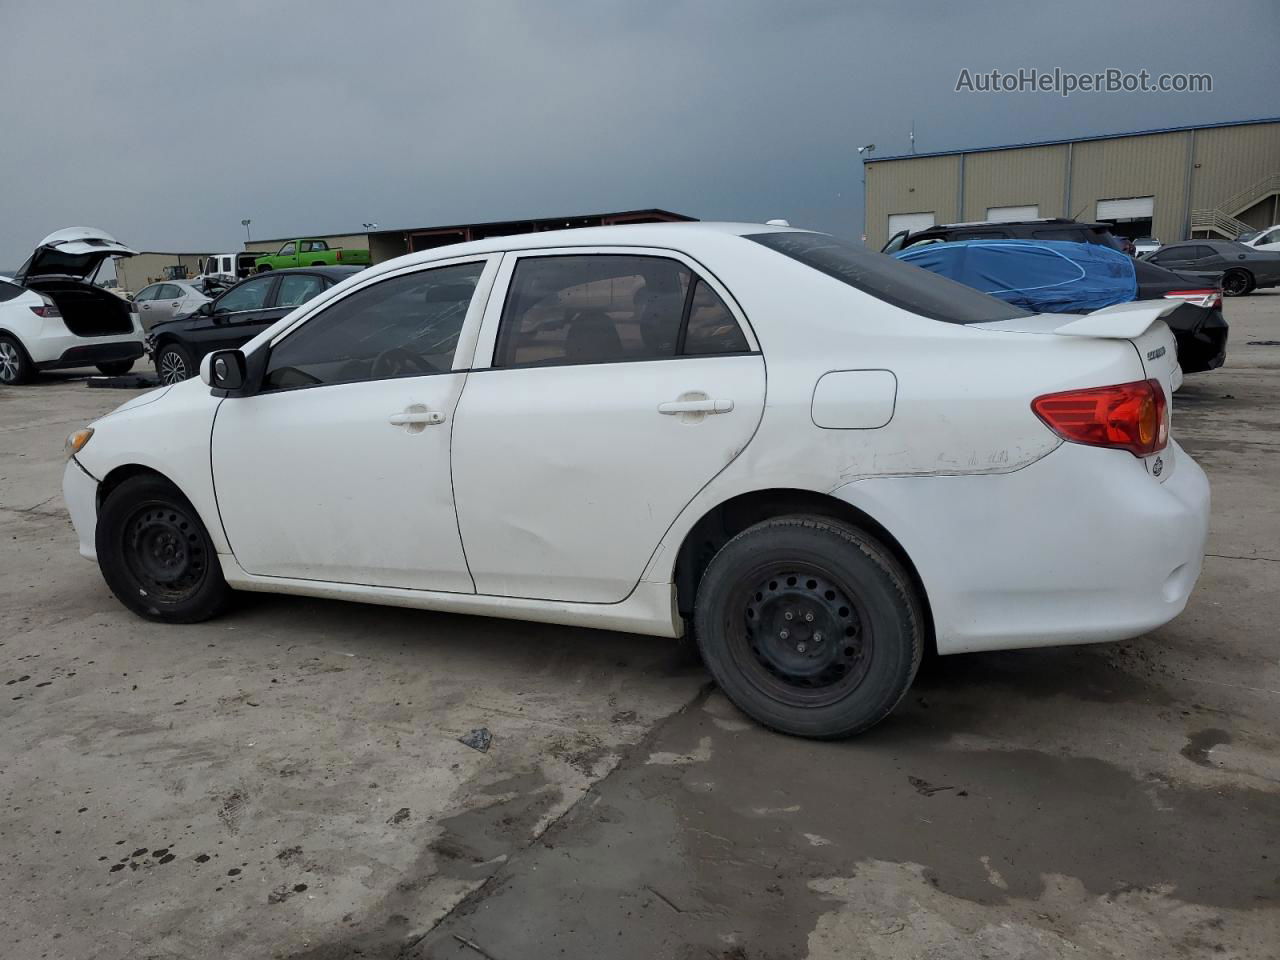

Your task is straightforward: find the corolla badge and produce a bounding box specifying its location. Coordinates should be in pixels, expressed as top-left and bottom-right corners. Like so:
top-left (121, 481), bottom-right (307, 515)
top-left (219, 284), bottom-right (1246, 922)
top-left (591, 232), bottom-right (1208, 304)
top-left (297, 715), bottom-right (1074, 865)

top-left (1147, 346), bottom-right (1166, 361)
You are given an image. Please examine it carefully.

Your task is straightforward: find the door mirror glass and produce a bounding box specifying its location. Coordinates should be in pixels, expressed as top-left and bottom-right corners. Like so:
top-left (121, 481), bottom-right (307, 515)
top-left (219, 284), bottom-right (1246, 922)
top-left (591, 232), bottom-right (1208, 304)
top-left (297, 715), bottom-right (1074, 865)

top-left (196, 301), bottom-right (213, 316)
top-left (201, 349), bottom-right (247, 390)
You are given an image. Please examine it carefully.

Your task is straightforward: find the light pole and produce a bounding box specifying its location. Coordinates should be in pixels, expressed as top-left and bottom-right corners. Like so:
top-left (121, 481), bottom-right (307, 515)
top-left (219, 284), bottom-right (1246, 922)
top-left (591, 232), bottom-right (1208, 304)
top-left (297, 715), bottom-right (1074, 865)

top-left (362, 222), bottom-right (378, 231)
top-left (857, 144), bottom-right (876, 242)
top-left (241, 219), bottom-right (252, 243)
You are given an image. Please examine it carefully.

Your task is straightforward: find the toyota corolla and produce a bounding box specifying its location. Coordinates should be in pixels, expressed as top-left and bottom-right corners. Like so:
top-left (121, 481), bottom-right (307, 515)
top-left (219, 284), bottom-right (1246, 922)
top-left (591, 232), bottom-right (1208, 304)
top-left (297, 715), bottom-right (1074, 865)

top-left (61, 223), bottom-right (1209, 738)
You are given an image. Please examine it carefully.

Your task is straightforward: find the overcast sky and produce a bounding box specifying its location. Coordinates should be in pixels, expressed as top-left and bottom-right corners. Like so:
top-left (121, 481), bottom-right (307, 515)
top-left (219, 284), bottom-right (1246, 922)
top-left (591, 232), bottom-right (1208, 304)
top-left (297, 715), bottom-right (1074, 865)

top-left (2, 0), bottom-right (1276, 269)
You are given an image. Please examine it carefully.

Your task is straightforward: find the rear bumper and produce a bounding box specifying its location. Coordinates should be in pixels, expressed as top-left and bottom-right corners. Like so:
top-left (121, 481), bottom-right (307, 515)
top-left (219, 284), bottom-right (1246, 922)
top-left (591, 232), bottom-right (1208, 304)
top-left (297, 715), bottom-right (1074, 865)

top-left (63, 457), bottom-right (100, 562)
top-left (34, 339), bottom-right (144, 371)
top-left (834, 439), bottom-right (1210, 654)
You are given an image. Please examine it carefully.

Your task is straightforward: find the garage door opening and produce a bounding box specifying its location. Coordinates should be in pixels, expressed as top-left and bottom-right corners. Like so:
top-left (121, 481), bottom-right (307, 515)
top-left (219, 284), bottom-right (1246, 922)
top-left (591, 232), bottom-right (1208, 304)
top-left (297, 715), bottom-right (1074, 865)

top-left (1096, 196), bottom-right (1155, 243)
top-left (986, 205), bottom-right (1040, 222)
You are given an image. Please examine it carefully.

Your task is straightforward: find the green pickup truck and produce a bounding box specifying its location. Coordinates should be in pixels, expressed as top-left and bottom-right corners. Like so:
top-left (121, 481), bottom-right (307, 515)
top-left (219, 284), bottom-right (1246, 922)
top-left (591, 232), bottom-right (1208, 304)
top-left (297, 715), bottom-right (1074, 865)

top-left (254, 238), bottom-right (372, 272)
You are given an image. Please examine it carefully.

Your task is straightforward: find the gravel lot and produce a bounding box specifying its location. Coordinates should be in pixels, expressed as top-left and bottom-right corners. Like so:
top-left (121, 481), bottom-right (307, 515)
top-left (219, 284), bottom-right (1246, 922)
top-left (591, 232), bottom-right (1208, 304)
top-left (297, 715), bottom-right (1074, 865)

top-left (2, 293), bottom-right (1278, 959)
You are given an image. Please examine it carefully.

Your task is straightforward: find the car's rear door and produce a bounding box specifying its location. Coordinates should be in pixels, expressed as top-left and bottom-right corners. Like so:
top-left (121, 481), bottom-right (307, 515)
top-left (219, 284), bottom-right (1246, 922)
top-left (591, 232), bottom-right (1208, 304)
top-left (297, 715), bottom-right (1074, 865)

top-left (450, 247), bottom-right (766, 603)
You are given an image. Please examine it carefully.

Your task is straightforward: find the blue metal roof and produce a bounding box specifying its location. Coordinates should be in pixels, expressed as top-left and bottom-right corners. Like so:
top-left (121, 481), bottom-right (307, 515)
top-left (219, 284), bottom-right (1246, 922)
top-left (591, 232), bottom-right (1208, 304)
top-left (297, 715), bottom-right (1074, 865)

top-left (864, 115), bottom-right (1280, 163)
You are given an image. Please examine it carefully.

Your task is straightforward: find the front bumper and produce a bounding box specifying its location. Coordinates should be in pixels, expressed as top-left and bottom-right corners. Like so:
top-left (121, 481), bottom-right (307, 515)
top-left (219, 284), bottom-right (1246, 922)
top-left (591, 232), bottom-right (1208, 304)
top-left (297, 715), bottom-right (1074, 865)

top-left (834, 439), bottom-right (1210, 655)
top-left (63, 457), bottom-right (100, 562)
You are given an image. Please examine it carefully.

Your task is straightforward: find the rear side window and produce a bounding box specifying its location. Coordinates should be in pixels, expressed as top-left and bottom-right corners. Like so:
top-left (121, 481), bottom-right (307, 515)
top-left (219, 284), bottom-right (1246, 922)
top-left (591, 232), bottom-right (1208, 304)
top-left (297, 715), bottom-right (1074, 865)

top-left (494, 255), bottom-right (750, 367)
top-left (1032, 228), bottom-right (1085, 241)
top-left (275, 273), bottom-right (325, 308)
top-left (748, 231), bottom-right (1032, 324)
top-left (0, 279), bottom-right (23, 303)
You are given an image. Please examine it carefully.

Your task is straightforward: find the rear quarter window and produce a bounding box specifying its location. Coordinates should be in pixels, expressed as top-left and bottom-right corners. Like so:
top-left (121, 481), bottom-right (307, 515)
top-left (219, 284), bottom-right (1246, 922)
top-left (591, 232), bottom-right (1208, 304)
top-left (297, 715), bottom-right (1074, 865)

top-left (747, 231), bottom-right (1032, 324)
top-left (0, 279), bottom-right (24, 303)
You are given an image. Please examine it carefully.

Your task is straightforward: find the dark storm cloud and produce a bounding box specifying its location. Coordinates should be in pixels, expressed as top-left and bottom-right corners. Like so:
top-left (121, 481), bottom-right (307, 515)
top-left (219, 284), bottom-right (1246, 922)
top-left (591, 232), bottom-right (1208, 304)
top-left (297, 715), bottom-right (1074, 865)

top-left (1, 0), bottom-right (1276, 266)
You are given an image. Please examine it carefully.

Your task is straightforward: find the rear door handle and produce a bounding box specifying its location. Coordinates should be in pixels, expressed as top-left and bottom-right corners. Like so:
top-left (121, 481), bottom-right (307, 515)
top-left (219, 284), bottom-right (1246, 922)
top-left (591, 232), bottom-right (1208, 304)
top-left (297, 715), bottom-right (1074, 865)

top-left (658, 398), bottom-right (733, 415)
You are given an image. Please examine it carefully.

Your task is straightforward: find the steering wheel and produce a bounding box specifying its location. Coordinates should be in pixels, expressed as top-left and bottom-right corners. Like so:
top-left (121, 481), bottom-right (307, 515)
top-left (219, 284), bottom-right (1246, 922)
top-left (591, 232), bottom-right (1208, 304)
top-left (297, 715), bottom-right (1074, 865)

top-left (370, 347), bottom-right (436, 379)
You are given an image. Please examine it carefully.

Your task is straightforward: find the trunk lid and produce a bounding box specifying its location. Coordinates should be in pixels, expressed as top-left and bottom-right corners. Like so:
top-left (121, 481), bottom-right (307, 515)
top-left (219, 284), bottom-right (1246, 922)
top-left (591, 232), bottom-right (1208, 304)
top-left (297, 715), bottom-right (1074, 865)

top-left (15, 227), bottom-right (138, 283)
top-left (977, 300), bottom-right (1181, 482)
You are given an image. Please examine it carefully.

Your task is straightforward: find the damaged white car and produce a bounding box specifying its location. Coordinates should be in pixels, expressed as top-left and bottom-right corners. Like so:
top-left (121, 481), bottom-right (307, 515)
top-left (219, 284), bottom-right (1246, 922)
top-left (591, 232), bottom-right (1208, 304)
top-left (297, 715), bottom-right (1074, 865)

top-left (0, 227), bottom-right (144, 384)
top-left (61, 223), bottom-right (1209, 738)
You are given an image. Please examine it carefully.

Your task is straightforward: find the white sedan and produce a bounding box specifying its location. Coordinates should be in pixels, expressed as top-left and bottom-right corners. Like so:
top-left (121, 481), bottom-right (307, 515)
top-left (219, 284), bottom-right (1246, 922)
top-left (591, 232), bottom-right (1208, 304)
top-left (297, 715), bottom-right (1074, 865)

top-left (61, 223), bottom-right (1209, 738)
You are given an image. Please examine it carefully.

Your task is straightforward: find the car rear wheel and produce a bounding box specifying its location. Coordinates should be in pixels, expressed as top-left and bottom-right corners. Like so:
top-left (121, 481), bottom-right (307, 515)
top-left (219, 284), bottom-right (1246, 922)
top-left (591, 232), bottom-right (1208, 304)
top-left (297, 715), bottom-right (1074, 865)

top-left (96, 474), bottom-right (230, 623)
top-left (0, 335), bottom-right (33, 385)
top-left (693, 515), bottom-right (923, 739)
top-left (155, 343), bottom-right (194, 384)
top-left (1222, 269), bottom-right (1253, 297)
top-left (96, 360), bottom-right (134, 376)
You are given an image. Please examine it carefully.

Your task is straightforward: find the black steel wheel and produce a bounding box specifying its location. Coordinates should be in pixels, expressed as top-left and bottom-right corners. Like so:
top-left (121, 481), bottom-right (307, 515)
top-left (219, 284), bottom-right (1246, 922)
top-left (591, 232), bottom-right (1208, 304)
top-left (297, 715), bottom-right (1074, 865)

top-left (694, 515), bottom-right (923, 739)
top-left (1222, 269), bottom-right (1252, 297)
top-left (735, 566), bottom-right (871, 707)
top-left (96, 474), bottom-right (230, 622)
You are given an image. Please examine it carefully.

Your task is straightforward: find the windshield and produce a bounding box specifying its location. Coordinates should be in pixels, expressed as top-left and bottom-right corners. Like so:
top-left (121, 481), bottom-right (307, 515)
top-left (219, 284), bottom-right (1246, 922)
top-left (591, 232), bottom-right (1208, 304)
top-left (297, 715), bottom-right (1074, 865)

top-left (747, 231), bottom-right (1033, 324)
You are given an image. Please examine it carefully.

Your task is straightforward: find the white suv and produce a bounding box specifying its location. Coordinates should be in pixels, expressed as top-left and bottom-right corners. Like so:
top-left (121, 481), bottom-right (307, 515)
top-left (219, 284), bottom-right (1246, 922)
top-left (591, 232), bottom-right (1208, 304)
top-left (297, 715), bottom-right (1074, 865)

top-left (0, 227), bottom-right (145, 384)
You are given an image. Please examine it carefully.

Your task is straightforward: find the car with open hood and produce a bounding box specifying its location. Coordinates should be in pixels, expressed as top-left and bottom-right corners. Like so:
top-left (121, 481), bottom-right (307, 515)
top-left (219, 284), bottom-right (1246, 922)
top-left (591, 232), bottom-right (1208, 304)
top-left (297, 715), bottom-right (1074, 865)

top-left (0, 227), bottom-right (145, 384)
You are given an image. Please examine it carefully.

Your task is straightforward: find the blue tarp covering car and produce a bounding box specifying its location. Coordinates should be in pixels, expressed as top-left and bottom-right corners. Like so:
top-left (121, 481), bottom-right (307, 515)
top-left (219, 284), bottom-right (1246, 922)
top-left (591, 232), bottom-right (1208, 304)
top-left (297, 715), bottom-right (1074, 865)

top-left (895, 239), bottom-right (1139, 313)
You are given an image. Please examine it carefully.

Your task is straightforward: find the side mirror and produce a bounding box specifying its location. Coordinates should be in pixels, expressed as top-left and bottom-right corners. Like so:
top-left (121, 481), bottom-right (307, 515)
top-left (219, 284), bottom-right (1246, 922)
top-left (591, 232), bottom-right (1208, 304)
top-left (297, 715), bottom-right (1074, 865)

top-left (200, 349), bottom-right (246, 391)
top-left (196, 301), bottom-right (213, 316)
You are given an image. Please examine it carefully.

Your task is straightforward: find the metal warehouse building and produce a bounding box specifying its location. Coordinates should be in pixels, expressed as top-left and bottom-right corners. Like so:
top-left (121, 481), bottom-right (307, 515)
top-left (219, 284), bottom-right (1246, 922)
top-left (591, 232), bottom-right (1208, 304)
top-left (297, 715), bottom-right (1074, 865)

top-left (242, 208), bottom-right (694, 265)
top-left (863, 116), bottom-right (1280, 249)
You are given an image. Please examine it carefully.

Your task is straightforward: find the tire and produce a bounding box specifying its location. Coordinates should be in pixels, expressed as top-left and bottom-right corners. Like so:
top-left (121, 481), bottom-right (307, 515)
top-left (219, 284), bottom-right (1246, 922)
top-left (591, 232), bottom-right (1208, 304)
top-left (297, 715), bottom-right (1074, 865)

top-left (96, 360), bottom-right (134, 376)
top-left (0, 335), bottom-right (33, 385)
top-left (1222, 269), bottom-right (1252, 297)
top-left (155, 342), bottom-right (195, 384)
top-left (256, 264), bottom-right (272, 273)
top-left (693, 515), bottom-right (923, 739)
top-left (95, 474), bottom-right (230, 623)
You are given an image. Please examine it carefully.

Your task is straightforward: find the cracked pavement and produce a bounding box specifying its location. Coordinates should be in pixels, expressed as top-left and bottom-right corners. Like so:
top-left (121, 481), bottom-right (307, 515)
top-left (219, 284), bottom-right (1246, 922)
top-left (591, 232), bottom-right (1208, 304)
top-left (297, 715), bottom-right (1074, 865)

top-left (1, 293), bottom-right (1277, 959)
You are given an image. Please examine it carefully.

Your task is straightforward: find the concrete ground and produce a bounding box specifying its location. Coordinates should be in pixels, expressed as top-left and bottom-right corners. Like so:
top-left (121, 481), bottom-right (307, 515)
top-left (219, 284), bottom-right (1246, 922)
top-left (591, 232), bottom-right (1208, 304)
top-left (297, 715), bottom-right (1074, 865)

top-left (1, 293), bottom-right (1277, 960)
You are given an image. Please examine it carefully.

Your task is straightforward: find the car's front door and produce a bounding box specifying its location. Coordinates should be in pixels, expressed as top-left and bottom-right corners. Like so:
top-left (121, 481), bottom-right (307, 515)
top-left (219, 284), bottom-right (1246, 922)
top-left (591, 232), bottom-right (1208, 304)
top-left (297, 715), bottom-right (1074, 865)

top-left (211, 256), bottom-right (496, 590)
top-left (451, 248), bottom-right (766, 603)
top-left (204, 274), bottom-right (280, 354)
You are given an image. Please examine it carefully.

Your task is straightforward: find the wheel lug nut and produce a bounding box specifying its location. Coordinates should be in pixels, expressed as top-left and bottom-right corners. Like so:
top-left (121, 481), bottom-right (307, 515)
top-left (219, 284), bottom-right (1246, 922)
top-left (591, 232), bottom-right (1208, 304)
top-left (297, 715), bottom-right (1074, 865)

top-left (796, 643), bottom-right (806, 653)
top-left (813, 632), bottom-right (823, 643)
top-left (805, 612), bottom-right (815, 622)
top-left (784, 611), bottom-right (793, 621)
top-left (779, 630), bottom-right (789, 640)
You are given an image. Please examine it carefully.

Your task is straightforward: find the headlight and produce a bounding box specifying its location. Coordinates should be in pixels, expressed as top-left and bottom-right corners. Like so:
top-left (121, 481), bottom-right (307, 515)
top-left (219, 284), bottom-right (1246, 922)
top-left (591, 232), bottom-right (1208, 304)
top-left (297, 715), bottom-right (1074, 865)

top-left (64, 428), bottom-right (94, 460)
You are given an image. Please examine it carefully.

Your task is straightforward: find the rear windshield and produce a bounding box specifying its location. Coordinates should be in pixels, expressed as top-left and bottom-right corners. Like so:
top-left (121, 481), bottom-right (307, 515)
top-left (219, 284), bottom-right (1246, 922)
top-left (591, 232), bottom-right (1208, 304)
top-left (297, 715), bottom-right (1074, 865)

top-left (747, 231), bottom-right (1032, 324)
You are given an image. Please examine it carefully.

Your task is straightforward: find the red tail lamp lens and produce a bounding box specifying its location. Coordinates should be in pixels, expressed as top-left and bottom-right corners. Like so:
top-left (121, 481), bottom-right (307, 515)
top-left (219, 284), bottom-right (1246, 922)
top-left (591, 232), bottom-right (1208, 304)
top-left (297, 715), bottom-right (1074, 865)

top-left (1032, 379), bottom-right (1168, 457)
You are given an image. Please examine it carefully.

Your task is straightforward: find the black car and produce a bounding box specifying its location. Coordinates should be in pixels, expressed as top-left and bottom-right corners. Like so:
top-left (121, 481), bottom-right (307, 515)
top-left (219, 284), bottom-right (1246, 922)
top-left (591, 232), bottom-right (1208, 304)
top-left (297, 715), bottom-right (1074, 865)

top-left (1131, 257), bottom-right (1228, 373)
top-left (146, 266), bottom-right (362, 383)
top-left (1145, 240), bottom-right (1280, 297)
top-left (883, 218), bottom-right (1126, 254)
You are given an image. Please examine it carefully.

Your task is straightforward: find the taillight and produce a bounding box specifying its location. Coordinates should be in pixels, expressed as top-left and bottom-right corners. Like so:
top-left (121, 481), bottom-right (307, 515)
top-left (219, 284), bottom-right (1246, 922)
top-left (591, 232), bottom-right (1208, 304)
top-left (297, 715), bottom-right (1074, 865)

top-left (1032, 379), bottom-right (1168, 458)
top-left (1164, 289), bottom-right (1222, 309)
top-left (29, 295), bottom-right (61, 318)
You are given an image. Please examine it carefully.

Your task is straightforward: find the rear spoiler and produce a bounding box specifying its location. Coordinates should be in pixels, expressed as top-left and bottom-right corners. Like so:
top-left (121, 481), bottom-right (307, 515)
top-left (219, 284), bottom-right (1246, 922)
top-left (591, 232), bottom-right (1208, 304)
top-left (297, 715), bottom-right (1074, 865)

top-left (1051, 300), bottom-right (1180, 339)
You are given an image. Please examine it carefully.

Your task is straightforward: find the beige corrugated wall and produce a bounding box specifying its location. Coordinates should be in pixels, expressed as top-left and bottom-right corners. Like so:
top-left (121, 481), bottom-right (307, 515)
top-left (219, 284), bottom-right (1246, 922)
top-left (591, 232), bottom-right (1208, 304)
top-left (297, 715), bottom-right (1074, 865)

top-left (864, 155), bottom-right (960, 247)
top-left (865, 120), bottom-right (1280, 247)
top-left (963, 145), bottom-right (1068, 222)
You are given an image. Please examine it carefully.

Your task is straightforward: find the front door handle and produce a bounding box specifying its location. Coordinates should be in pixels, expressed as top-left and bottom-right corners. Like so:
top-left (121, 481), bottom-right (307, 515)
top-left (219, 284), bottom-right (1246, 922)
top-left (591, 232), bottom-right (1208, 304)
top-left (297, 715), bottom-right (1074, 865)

top-left (658, 398), bottom-right (733, 415)
top-left (389, 404), bottom-right (445, 432)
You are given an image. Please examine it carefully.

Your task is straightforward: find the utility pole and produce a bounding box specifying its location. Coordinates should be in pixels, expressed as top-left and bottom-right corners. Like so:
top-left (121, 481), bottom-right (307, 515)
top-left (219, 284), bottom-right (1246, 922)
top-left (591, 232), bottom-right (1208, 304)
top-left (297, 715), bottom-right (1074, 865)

top-left (241, 219), bottom-right (252, 243)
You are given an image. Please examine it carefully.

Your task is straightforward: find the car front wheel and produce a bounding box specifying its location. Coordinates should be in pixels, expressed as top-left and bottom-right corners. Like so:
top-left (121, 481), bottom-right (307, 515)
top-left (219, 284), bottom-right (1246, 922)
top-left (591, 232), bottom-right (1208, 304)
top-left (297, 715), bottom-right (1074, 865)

top-left (155, 343), bottom-right (195, 384)
top-left (95, 474), bottom-right (230, 623)
top-left (693, 515), bottom-right (923, 739)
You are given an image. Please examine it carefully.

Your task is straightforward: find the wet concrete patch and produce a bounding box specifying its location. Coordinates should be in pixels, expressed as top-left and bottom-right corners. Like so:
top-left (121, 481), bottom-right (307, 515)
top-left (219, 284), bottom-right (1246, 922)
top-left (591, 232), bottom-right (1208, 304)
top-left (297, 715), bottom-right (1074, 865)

top-left (418, 698), bottom-right (1280, 958)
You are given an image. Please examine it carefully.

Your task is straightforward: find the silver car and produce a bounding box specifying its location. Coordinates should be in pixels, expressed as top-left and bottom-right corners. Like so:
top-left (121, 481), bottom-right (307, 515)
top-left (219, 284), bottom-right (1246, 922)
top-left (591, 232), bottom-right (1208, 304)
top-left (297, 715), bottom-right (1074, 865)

top-left (132, 281), bottom-right (209, 329)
